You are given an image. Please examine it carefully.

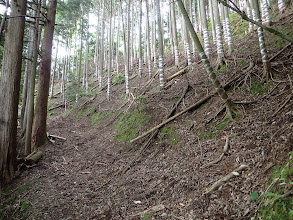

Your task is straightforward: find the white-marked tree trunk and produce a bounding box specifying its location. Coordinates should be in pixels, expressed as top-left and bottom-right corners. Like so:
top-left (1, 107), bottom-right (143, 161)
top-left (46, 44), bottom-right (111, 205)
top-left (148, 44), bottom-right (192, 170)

top-left (138, 0), bottom-right (143, 77)
top-left (170, 0), bottom-right (180, 65)
top-left (183, 0), bottom-right (192, 66)
top-left (146, 0), bottom-right (152, 77)
top-left (99, 0), bottom-right (105, 88)
top-left (156, 0), bottom-right (165, 89)
top-left (199, 0), bottom-right (212, 57)
top-left (107, 0), bottom-right (113, 100)
top-left (223, 4), bottom-right (233, 55)
top-left (252, 0), bottom-right (271, 79)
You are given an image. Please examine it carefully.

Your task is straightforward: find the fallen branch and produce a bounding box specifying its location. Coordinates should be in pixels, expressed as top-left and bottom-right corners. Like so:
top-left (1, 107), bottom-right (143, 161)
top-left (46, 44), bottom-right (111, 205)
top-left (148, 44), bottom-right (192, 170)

top-left (202, 136), bottom-right (230, 168)
top-left (271, 94), bottom-right (292, 117)
top-left (122, 83), bottom-right (190, 173)
top-left (166, 66), bottom-right (190, 82)
top-left (130, 74), bottom-right (244, 143)
top-left (48, 134), bottom-right (66, 141)
top-left (205, 164), bottom-right (249, 195)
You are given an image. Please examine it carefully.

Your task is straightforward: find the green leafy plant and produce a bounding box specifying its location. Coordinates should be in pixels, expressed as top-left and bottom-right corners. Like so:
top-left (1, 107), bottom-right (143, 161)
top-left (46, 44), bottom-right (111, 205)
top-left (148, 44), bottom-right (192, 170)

top-left (113, 73), bottom-right (125, 85)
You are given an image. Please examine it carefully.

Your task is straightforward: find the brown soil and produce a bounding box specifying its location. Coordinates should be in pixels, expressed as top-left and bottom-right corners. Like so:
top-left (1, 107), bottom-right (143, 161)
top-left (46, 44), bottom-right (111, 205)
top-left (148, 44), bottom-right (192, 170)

top-left (1, 8), bottom-right (293, 220)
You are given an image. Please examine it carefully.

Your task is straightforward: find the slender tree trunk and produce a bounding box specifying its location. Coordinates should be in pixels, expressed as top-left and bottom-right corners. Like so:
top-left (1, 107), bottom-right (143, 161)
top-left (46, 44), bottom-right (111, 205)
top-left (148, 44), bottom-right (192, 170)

top-left (252, 0), bottom-right (271, 79)
top-left (107, 0), bottom-right (113, 100)
top-left (138, 0), bottom-right (143, 77)
top-left (78, 13), bottom-right (83, 84)
top-left (50, 37), bottom-right (59, 98)
top-left (212, 0), bottom-right (225, 67)
top-left (25, 0), bottom-right (41, 155)
top-left (32, 0), bottom-right (57, 147)
top-left (99, 0), bottom-right (105, 88)
top-left (146, 0), bottom-right (152, 77)
top-left (261, 0), bottom-right (271, 25)
top-left (223, 4), bottom-right (233, 55)
top-left (156, 0), bottom-right (165, 89)
top-left (277, 0), bottom-right (286, 13)
top-left (21, 23), bottom-right (34, 130)
top-left (183, 0), bottom-right (192, 66)
top-left (246, 0), bottom-right (254, 32)
top-left (95, 6), bottom-right (100, 78)
top-left (0, 0), bottom-right (27, 191)
top-left (152, 1), bottom-right (157, 68)
top-left (208, 0), bottom-right (216, 43)
top-left (116, 8), bottom-right (120, 75)
top-left (85, 13), bottom-right (89, 94)
top-left (199, 0), bottom-right (212, 57)
top-left (170, 0), bottom-right (180, 65)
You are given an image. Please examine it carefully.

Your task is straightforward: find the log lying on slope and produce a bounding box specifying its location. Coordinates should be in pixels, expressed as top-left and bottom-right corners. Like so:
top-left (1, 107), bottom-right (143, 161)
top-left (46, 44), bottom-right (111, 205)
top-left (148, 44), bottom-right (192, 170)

top-left (130, 73), bottom-right (244, 143)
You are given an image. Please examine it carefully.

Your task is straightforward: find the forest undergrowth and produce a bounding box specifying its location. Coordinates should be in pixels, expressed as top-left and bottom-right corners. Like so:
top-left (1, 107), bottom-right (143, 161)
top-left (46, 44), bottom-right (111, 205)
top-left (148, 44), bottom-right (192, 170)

top-left (1, 8), bottom-right (293, 220)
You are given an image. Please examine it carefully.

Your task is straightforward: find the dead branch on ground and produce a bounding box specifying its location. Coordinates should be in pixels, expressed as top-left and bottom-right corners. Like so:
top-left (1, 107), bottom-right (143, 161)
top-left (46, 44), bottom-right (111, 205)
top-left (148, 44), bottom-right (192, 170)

top-left (205, 164), bottom-right (249, 195)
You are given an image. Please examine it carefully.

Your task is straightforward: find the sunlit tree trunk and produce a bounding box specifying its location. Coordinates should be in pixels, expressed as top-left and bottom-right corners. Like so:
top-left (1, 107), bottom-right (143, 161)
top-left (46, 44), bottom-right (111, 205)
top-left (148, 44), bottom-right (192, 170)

top-left (277, 0), bottom-right (286, 13)
top-left (0, 0), bottom-right (27, 190)
top-left (78, 13), bottom-right (83, 84)
top-left (156, 0), bottom-right (165, 89)
top-left (138, 0), bottom-right (143, 77)
top-left (199, 0), bottom-right (212, 57)
top-left (85, 13), bottom-right (89, 94)
top-left (50, 37), bottom-right (59, 98)
top-left (252, 0), bottom-right (271, 79)
top-left (183, 0), bottom-right (192, 66)
top-left (246, 0), bottom-right (254, 32)
top-left (261, 0), bottom-right (271, 25)
top-left (32, 0), bottom-right (57, 147)
top-left (208, 0), bottom-right (216, 43)
top-left (152, 1), bottom-right (157, 68)
top-left (146, 0), bottom-right (152, 77)
top-left (212, 0), bottom-right (225, 67)
top-left (107, 0), bottom-right (113, 100)
top-left (116, 8), bottom-right (120, 75)
top-left (95, 4), bottom-right (100, 78)
top-left (223, 4), bottom-right (233, 55)
top-left (99, 0), bottom-right (105, 88)
top-left (170, 0), bottom-right (180, 65)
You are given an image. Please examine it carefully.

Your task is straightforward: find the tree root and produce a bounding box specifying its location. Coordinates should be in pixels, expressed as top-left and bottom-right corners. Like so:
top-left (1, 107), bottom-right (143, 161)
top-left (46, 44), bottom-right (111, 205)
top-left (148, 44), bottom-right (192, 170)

top-left (204, 164), bottom-right (249, 195)
top-left (202, 136), bottom-right (230, 168)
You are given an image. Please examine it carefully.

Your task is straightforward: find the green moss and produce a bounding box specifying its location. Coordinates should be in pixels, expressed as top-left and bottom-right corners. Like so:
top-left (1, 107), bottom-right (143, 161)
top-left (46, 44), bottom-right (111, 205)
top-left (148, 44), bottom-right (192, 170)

top-left (238, 60), bottom-right (246, 67)
top-left (142, 211), bottom-right (153, 220)
top-left (159, 126), bottom-right (180, 146)
top-left (218, 65), bottom-right (227, 73)
top-left (91, 111), bottom-right (113, 125)
top-left (115, 107), bottom-right (151, 142)
top-left (200, 131), bottom-right (217, 140)
top-left (113, 73), bottom-right (125, 85)
top-left (249, 81), bottom-right (274, 95)
top-left (200, 118), bottom-right (233, 140)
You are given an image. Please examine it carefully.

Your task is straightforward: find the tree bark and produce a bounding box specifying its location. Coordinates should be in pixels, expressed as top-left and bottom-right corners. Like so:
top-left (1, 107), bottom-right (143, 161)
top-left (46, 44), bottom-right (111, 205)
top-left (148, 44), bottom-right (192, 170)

top-left (32, 0), bottom-right (57, 147)
top-left (0, 0), bottom-right (27, 191)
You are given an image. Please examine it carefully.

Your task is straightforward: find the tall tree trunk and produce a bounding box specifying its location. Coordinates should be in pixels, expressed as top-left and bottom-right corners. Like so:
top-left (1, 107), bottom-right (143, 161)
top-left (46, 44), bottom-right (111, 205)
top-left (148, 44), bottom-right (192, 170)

top-left (99, 0), bottom-right (105, 88)
top-left (208, 0), bottom-right (216, 43)
top-left (138, 0), bottom-right (143, 77)
top-left (146, 0), bottom-right (152, 77)
top-left (0, 0), bottom-right (27, 191)
top-left (50, 37), bottom-right (59, 98)
top-left (156, 0), bottom-right (165, 89)
top-left (199, 0), bottom-right (212, 57)
top-left (170, 0), bottom-right (180, 65)
top-left (107, 0), bottom-right (113, 100)
top-left (183, 0), bottom-right (192, 66)
top-left (25, 0), bottom-right (41, 155)
top-left (252, 0), bottom-right (271, 79)
top-left (212, 0), bottom-right (225, 67)
top-left (223, 4), bottom-right (233, 55)
top-left (85, 13), bottom-right (89, 94)
top-left (176, 0), bottom-right (233, 116)
top-left (32, 0), bottom-right (57, 147)
top-left (116, 8), bottom-right (120, 75)
top-left (246, 0), bottom-right (254, 32)
top-left (78, 13), bottom-right (83, 84)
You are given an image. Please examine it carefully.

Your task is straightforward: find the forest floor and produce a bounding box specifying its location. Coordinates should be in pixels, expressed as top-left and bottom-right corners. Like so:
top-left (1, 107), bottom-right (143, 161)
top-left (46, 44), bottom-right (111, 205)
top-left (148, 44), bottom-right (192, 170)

top-left (1, 8), bottom-right (293, 220)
